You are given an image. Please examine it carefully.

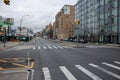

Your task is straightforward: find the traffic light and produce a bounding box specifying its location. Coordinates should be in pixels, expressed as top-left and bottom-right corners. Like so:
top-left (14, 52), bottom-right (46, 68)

top-left (75, 19), bottom-right (80, 25)
top-left (3, 0), bottom-right (10, 5)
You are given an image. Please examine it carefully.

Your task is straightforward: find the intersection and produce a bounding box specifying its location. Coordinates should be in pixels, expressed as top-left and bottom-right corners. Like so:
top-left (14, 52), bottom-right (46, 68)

top-left (0, 38), bottom-right (120, 80)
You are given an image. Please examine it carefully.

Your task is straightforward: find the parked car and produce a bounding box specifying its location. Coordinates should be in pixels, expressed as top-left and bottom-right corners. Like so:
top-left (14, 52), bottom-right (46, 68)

top-left (73, 39), bottom-right (77, 42)
top-left (19, 36), bottom-right (31, 42)
top-left (79, 39), bottom-right (88, 43)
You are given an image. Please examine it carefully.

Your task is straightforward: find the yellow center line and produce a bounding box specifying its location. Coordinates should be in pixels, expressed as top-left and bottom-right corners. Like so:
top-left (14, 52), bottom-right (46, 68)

top-left (0, 67), bottom-right (4, 70)
top-left (12, 61), bottom-right (35, 69)
top-left (0, 58), bottom-right (34, 70)
top-left (12, 63), bottom-right (28, 68)
top-left (0, 59), bottom-right (8, 62)
top-left (30, 62), bottom-right (35, 68)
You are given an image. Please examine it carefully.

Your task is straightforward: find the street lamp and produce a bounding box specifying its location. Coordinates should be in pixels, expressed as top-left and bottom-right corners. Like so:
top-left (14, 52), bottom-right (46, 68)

top-left (19, 15), bottom-right (30, 44)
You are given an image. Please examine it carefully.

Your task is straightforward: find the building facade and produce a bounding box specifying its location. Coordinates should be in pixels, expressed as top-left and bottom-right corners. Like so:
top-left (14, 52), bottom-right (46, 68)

top-left (75, 0), bottom-right (120, 43)
top-left (57, 5), bottom-right (75, 40)
top-left (0, 16), bottom-right (14, 41)
top-left (16, 27), bottom-right (33, 37)
top-left (54, 12), bottom-right (63, 39)
top-left (45, 23), bottom-right (53, 39)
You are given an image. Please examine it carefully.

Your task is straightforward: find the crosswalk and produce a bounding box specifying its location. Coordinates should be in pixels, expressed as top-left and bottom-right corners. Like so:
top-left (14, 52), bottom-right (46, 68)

top-left (32, 46), bottom-right (71, 50)
top-left (42, 61), bottom-right (120, 80)
top-left (7, 45), bottom-right (71, 51)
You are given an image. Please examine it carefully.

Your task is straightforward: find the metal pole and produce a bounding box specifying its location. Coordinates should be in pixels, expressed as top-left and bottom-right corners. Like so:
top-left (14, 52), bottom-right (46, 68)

top-left (75, 19), bottom-right (80, 48)
top-left (27, 52), bottom-right (30, 68)
top-left (3, 28), bottom-right (6, 47)
top-left (19, 17), bottom-right (23, 44)
top-left (77, 28), bottom-right (79, 47)
top-left (19, 15), bottom-right (30, 44)
top-left (117, 0), bottom-right (119, 43)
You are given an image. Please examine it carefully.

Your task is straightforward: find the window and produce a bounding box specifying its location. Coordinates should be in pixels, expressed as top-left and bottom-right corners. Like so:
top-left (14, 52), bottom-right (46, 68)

top-left (111, 15), bottom-right (114, 24)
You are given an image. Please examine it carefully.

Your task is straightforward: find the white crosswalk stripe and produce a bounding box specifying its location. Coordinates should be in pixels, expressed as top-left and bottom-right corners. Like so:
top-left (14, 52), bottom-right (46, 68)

top-left (114, 61), bottom-right (120, 65)
top-left (60, 66), bottom-right (77, 80)
top-left (57, 46), bottom-right (63, 49)
top-left (52, 46), bottom-right (58, 49)
top-left (33, 47), bottom-right (35, 50)
top-left (42, 67), bottom-right (52, 80)
top-left (38, 47), bottom-right (41, 49)
top-left (43, 46), bottom-right (47, 49)
top-left (102, 62), bottom-right (120, 70)
top-left (75, 65), bottom-right (102, 80)
top-left (41, 61), bottom-right (120, 80)
top-left (48, 46), bottom-right (52, 49)
top-left (89, 63), bottom-right (120, 79)
top-left (62, 46), bottom-right (68, 48)
top-left (32, 45), bottom-right (71, 50)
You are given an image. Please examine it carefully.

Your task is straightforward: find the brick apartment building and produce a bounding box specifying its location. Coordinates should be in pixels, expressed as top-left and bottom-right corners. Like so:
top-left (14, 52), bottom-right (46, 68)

top-left (53, 5), bottom-right (75, 40)
top-left (45, 23), bottom-right (53, 39)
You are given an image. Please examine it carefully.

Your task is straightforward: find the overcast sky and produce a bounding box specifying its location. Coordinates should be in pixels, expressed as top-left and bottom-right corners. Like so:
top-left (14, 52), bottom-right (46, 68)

top-left (0, 0), bottom-right (77, 32)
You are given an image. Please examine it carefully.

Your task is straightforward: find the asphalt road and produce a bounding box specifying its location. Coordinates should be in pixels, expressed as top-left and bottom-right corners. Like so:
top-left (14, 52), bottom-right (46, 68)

top-left (0, 38), bottom-right (120, 80)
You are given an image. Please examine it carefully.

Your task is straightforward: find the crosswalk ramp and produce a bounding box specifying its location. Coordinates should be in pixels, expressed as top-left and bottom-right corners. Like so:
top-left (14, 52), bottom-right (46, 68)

top-left (32, 46), bottom-right (71, 50)
top-left (42, 61), bottom-right (120, 80)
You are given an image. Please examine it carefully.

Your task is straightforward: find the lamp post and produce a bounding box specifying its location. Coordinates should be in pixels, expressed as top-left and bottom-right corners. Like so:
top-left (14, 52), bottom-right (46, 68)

top-left (19, 15), bottom-right (30, 44)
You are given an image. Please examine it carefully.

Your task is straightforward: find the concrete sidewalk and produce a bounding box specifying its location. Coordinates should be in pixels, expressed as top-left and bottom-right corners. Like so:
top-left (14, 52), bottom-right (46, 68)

top-left (50, 39), bottom-right (120, 48)
top-left (0, 70), bottom-right (28, 80)
top-left (0, 41), bottom-right (19, 51)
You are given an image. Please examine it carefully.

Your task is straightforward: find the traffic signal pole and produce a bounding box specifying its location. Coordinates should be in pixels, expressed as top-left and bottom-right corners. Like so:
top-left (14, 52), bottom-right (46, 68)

top-left (75, 19), bottom-right (80, 48)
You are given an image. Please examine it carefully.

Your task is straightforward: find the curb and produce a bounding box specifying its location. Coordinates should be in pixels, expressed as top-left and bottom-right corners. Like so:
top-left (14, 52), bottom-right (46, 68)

top-left (0, 44), bottom-right (19, 51)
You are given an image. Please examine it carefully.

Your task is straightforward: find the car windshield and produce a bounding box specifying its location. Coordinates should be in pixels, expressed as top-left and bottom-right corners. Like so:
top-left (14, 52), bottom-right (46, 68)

top-left (0, 0), bottom-right (120, 80)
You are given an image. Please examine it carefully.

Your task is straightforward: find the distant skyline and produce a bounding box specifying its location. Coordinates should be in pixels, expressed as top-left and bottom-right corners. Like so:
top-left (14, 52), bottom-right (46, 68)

top-left (0, 0), bottom-right (77, 32)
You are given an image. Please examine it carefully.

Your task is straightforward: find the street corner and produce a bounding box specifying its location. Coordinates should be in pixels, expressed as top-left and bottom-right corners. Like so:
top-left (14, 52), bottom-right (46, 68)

top-left (0, 70), bottom-right (28, 80)
top-left (0, 58), bottom-right (35, 70)
top-left (72, 45), bottom-right (85, 48)
top-left (0, 48), bottom-right (5, 51)
top-left (60, 43), bottom-right (73, 47)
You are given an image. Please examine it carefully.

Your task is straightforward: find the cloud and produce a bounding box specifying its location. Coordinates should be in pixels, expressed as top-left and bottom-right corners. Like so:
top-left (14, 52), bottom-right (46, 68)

top-left (0, 0), bottom-right (77, 32)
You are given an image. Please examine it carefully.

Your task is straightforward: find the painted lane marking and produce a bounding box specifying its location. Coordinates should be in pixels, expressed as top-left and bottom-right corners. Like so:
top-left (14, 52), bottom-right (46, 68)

top-left (31, 69), bottom-right (35, 80)
top-left (114, 61), bottom-right (120, 65)
top-left (43, 46), bottom-right (47, 49)
top-left (75, 65), bottom-right (102, 80)
top-left (38, 47), bottom-right (41, 49)
top-left (62, 46), bottom-right (68, 48)
top-left (48, 46), bottom-right (52, 49)
top-left (42, 67), bottom-right (52, 80)
top-left (33, 47), bottom-right (35, 50)
top-left (60, 66), bottom-right (77, 80)
top-left (57, 46), bottom-right (63, 49)
top-left (52, 46), bottom-right (58, 49)
top-left (102, 62), bottom-right (120, 70)
top-left (89, 63), bottom-right (120, 79)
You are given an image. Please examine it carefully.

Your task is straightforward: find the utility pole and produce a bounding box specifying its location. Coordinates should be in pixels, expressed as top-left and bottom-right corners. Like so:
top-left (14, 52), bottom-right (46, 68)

top-left (19, 15), bottom-right (30, 44)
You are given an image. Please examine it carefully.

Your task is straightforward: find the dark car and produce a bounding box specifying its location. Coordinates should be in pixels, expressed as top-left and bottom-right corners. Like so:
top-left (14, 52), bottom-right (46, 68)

top-left (79, 39), bottom-right (88, 43)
